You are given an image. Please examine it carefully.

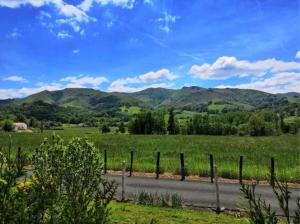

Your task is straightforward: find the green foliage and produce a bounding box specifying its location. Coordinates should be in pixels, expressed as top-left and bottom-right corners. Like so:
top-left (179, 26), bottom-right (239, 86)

top-left (241, 179), bottom-right (300, 224)
top-left (101, 123), bottom-right (111, 133)
top-left (128, 111), bottom-right (166, 134)
top-left (29, 117), bottom-right (39, 128)
top-left (248, 113), bottom-right (266, 136)
top-left (0, 135), bottom-right (117, 223)
top-left (167, 108), bottom-right (179, 135)
top-left (1, 119), bottom-right (15, 132)
top-left (118, 121), bottom-right (126, 133)
top-left (241, 184), bottom-right (278, 224)
top-left (134, 191), bottom-right (182, 208)
top-left (0, 129), bottom-right (299, 182)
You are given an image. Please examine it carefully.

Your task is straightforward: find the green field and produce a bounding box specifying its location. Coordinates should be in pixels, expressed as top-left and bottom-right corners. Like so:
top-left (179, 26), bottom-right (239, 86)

top-left (0, 128), bottom-right (299, 182)
top-left (110, 202), bottom-right (247, 224)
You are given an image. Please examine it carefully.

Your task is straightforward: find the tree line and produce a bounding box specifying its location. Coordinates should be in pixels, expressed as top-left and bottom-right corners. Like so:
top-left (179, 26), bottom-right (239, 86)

top-left (128, 109), bottom-right (300, 136)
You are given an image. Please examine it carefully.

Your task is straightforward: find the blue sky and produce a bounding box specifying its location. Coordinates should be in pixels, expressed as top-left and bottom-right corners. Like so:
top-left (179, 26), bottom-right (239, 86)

top-left (0, 0), bottom-right (299, 99)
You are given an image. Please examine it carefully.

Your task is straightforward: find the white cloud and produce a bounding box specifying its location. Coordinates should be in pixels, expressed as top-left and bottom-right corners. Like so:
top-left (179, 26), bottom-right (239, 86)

top-left (0, 0), bottom-right (135, 35)
top-left (0, 0), bottom-right (46, 8)
top-left (57, 30), bottom-right (72, 39)
top-left (0, 74), bottom-right (108, 99)
top-left (40, 10), bottom-right (52, 18)
top-left (296, 51), bottom-right (300, 59)
top-left (158, 12), bottom-right (179, 34)
top-left (190, 56), bottom-right (300, 80)
top-left (109, 82), bottom-right (173, 92)
top-left (6, 28), bottom-right (21, 39)
top-left (0, 83), bottom-right (63, 99)
top-left (216, 72), bottom-right (300, 93)
top-left (60, 75), bottom-right (108, 88)
top-left (79, 0), bottom-right (135, 11)
top-left (108, 69), bottom-right (177, 92)
top-left (73, 49), bottom-right (80, 54)
top-left (3, 76), bottom-right (27, 82)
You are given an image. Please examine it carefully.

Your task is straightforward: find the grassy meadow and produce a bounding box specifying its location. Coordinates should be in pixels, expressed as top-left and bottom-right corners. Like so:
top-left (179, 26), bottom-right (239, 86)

top-left (0, 127), bottom-right (299, 182)
top-left (110, 202), bottom-right (248, 224)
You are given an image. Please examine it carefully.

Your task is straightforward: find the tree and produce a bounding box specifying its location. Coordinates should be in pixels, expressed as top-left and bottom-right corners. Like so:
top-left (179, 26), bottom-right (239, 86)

top-left (248, 114), bottom-right (265, 136)
top-left (167, 108), bottom-right (178, 135)
top-left (101, 123), bottom-right (110, 133)
top-left (153, 113), bottom-right (166, 135)
top-left (1, 119), bottom-right (15, 132)
top-left (29, 117), bottom-right (39, 128)
top-left (118, 121), bottom-right (126, 133)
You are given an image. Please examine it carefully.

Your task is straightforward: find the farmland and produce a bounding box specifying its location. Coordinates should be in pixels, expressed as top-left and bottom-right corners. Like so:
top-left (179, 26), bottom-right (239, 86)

top-left (0, 127), bottom-right (299, 182)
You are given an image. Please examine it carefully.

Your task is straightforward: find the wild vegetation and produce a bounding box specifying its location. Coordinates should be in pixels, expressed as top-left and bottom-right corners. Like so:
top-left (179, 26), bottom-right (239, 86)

top-left (0, 135), bottom-right (116, 223)
top-left (0, 128), bottom-right (299, 182)
top-left (241, 179), bottom-right (300, 224)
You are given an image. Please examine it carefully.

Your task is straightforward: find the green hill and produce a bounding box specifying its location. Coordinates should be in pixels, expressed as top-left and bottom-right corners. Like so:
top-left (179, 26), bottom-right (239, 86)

top-left (0, 87), bottom-right (296, 119)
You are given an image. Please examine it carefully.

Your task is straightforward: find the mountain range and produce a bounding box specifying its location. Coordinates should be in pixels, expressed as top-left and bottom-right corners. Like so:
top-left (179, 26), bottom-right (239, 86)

top-left (0, 87), bottom-right (299, 118)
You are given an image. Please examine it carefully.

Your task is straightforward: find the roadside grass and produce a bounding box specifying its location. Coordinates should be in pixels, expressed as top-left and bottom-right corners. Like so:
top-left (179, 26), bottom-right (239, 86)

top-left (0, 127), bottom-right (299, 182)
top-left (109, 201), bottom-right (248, 224)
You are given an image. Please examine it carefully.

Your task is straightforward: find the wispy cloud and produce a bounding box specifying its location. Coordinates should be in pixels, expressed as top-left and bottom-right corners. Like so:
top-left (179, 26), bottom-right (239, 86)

top-left (73, 49), bottom-right (80, 54)
top-left (0, 0), bottom-right (134, 34)
top-left (296, 51), bottom-right (300, 59)
top-left (143, 0), bottom-right (154, 6)
top-left (108, 69), bottom-right (177, 92)
top-left (60, 75), bottom-right (108, 88)
top-left (3, 76), bottom-right (27, 82)
top-left (158, 12), bottom-right (179, 34)
top-left (5, 28), bottom-right (21, 39)
top-left (57, 30), bottom-right (72, 39)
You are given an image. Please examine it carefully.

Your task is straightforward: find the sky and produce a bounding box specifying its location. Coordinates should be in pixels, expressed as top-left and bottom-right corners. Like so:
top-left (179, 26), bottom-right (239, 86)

top-left (0, 0), bottom-right (299, 99)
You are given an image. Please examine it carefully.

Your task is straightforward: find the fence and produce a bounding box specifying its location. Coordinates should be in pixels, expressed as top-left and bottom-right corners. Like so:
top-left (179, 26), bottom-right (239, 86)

top-left (103, 150), bottom-right (276, 185)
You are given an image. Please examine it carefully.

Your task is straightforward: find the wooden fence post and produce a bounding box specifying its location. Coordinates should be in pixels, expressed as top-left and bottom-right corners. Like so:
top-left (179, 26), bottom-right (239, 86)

top-left (104, 150), bottom-right (107, 174)
top-left (214, 165), bottom-right (221, 214)
top-left (180, 153), bottom-right (185, 181)
top-left (129, 151), bottom-right (133, 177)
top-left (121, 160), bottom-right (126, 201)
top-left (239, 156), bottom-right (243, 184)
top-left (210, 154), bottom-right (214, 183)
top-left (156, 152), bottom-right (160, 179)
top-left (270, 157), bottom-right (275, 187)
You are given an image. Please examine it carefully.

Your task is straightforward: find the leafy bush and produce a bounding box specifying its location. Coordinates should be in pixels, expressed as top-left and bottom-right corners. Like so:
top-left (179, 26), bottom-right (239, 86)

top-left (0, 134), bottom-right (117, 223)
top-left (101, 123), bottom-right (111, 133)
top-left (134, 191), bottom-right (182, 208)
top-left (241, 179), bottom-right (300, 224)
top-left (1, 119), bottom-right (15, 132)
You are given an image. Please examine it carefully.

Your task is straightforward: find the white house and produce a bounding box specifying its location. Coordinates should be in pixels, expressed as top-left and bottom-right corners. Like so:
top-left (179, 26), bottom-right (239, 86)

top-left (14, 122), bottom-right (28, 131)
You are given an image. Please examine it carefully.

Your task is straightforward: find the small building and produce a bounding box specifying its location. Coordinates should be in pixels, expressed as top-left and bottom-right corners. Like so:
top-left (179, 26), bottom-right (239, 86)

top-left (77, 123), bottom-right (88, 128)
top-left (14, 122), bottom-right (28, 131)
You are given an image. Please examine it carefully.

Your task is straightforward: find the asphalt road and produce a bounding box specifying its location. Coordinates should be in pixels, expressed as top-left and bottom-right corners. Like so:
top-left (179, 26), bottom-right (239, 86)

top-left (20, 171), bottom-right (300, 213)
top-left (105, 174), bottom-right (300, 213)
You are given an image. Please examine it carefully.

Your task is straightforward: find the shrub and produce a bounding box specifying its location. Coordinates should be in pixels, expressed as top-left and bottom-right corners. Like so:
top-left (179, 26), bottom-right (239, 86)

top-left (0, 135), bottom-right (117, 223)
top-left (241, 179), bottom-right (300, 224)
top-left (101, 123), bottom-right (111, 133)
top-left (134, 191), bottom-right (182, 208)
top-left (1, 119), bottom-right (15, 132)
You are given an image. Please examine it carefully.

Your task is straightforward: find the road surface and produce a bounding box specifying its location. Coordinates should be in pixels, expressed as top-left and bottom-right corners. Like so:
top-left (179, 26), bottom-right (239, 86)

top-left (106, 174), bottom-right (300, 213)
top-left (20, 171), bottom-right (300, 213)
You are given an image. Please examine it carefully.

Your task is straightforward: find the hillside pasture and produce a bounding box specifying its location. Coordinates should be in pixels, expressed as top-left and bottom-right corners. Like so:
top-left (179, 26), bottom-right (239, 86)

top-left (0, 128), bottom-right (299, 182)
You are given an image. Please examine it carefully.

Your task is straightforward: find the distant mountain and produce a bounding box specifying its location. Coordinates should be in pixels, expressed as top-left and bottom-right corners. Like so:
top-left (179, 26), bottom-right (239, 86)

top-left (15, 88), bottom-right (143, 110)
top-left (0, 87), bottom-right (295, 117)
top-left (130, 87), bottom-right (290, 111)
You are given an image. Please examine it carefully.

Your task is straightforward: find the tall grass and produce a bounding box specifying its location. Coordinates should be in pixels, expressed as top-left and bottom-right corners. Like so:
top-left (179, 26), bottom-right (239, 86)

top-left (0, 128), bottom-right (299, 182)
